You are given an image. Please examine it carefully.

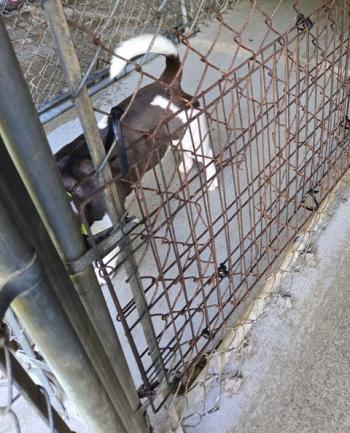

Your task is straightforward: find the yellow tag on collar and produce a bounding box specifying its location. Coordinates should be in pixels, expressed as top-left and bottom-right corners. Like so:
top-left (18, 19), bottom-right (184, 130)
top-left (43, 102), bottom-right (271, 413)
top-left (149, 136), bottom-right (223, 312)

top-left (80, 223), bottom-right (88, 236)
top-left (67, 192), bottom-right (88, 236)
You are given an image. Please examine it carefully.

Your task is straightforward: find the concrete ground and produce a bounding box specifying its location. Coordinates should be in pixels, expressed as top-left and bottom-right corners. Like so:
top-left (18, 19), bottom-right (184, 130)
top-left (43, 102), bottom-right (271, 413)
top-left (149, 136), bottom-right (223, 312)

top-left (184, 190), bottom-right (350, 433)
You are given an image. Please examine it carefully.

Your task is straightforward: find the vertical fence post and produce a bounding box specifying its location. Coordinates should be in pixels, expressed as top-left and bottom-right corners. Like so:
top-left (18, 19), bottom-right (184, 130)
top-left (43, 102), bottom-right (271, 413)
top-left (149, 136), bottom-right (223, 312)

top-left (0, 198), bottom-right (127, 433)
top-left (180, 0), bottom-right (189, 28)
top-left (41, 0), bottom-right (166, 381)
top-left (0, 17), bottom-right (149, 433)
top-left (0, 138), bottom-right (150, 433)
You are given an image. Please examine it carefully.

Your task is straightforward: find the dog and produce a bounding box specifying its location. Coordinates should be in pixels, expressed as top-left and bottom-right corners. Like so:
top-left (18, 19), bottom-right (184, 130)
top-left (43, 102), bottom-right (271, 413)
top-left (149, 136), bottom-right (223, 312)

top-left (55, 34), bottom-right (218, 284)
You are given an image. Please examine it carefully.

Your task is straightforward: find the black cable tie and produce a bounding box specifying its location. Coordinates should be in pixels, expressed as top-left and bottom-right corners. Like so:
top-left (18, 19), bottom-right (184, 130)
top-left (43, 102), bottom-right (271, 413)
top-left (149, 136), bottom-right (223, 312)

top-left (217, 262), bottom-right (229, 280)
top-left (296, 13), bottom-right (313, 32)
top-left (300, 188), bottom-right (319, 212)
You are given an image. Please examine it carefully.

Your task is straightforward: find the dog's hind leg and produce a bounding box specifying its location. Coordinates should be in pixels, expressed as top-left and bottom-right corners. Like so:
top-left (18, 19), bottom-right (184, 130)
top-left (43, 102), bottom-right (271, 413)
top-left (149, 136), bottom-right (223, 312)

top-left (185, 111), bottom-right (218, 191)
top-left (172, 138), bottom-right (194, 175)
top-left (197, 113), bottom-right (218, 191)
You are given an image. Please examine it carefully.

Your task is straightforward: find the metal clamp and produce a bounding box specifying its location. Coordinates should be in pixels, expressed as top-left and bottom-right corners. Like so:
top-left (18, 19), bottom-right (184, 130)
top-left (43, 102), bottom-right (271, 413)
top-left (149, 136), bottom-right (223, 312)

top-left (0, 254), bottom-right (43, 320)
top-left (65, 217), bottom-right (138, 275)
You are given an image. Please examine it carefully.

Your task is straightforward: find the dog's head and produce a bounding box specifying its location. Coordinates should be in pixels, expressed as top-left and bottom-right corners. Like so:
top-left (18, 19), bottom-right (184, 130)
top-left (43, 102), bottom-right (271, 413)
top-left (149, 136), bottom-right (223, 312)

top-left (55, 126), bottom-right (114, 226)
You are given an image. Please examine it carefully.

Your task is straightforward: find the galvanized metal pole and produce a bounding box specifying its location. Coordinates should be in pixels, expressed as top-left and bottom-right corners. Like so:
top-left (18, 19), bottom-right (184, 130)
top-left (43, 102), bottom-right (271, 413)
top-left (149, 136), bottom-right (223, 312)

top-left (0, 141), bottom-right (150, 433)
top-left (0, 17), bottom-right (149, 433)
top-left (0, 199), bottom-right (126, 433)
top-left (41, 0), bottom-right (166, 380)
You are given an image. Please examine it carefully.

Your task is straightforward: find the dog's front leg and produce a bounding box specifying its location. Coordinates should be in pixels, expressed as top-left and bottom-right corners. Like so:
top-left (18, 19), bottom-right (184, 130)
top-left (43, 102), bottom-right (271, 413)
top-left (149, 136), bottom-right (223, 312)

top-left (90, 213), bottom-right (119, 285)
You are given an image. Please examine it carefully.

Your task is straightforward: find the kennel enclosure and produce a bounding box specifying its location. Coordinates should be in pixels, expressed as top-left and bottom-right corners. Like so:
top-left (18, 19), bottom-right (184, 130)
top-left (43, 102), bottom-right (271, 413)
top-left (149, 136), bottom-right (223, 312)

top-left (1, 1), bottom-right (350, 431)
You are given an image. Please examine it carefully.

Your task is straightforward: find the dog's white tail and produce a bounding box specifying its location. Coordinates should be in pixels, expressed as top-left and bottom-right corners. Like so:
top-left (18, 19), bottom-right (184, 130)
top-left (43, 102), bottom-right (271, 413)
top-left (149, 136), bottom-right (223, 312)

top-left (109, 34), bottom-right (178, 80)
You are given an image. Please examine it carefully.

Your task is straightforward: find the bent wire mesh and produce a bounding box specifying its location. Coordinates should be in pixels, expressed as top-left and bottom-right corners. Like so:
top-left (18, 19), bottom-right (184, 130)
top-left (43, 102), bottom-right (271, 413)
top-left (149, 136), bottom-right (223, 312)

top-left (5, 0), bottom-right (350, 414)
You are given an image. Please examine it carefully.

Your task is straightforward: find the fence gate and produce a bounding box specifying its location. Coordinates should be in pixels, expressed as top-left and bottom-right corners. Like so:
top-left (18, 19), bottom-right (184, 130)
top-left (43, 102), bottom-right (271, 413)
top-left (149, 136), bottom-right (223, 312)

top-left (1, 0), bottom-right (350, 432)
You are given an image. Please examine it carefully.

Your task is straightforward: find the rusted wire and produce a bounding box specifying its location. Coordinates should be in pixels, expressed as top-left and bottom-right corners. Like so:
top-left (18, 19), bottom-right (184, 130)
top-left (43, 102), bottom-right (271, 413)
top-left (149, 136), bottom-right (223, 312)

top-left (4, 0), bottom-right (350, 426)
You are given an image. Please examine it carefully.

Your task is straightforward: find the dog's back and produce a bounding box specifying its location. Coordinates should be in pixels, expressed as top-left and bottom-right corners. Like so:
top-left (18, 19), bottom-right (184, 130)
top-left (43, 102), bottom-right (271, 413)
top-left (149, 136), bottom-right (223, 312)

top-left (55, 34), bottom-right (190, 224)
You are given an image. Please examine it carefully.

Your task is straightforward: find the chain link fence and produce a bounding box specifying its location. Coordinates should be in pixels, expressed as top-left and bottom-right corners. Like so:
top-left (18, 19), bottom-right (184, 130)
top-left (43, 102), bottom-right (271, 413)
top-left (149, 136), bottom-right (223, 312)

top-left (162, 170), bottom-right (350, 430)
top-left (0, 314), bottom-right (75, 433)
top-left (1, 0), bottom-right (350, 432)
top-left (71, 0), bottom-right (349, 416)
top-left (1, 0), bottom-right (229, 115)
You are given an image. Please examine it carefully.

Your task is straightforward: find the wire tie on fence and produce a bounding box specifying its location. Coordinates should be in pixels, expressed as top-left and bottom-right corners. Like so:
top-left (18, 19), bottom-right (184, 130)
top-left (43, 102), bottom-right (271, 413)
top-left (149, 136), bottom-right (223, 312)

top-left (300, 188), bottom-right (320, 212)
top-left (201, 327), bottom-right (213, 340)
top-left (217, 263), bottom-right (228, 281)
top-left (296, 13), bottom-right (313, 32)
top-left (96, 106), bottom-right (129, 177)
top-left (340, 115), bottom-right (350, 130)
top-left (137, 381), bottom-right (159, 398)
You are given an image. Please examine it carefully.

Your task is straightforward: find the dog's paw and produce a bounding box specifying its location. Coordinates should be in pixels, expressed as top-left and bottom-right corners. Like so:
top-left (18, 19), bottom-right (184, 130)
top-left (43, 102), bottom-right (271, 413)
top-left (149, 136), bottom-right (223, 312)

top-left (94, 265), bottom-right (107, 286)
top-left (208, 177), bottom-right (219, 191)
top-left (178, 161), bottom-right (187, 175)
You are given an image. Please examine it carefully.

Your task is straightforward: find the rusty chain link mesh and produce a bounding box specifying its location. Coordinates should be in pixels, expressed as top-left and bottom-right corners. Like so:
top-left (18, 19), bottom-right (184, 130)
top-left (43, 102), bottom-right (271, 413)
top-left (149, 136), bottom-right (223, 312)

top-left (3, 0), bottom-right (350, 428)
top-left (1, 0), bottom-right (227, 110)
top-left (77, 0), bottom-right (349, 414)
top-left (160, 171), bottom-right (350, 429)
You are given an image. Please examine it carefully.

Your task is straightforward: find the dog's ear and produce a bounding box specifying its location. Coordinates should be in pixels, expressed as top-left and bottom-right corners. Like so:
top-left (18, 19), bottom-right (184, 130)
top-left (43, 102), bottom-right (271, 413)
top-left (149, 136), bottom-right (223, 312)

top-left (61, 174), bottom-right (78, 192)
top-left (73, 158), bottom-right (95, 178)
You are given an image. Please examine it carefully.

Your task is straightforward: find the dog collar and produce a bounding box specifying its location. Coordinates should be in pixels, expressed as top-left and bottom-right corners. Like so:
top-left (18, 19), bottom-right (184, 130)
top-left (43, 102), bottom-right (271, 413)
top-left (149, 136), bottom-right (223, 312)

top-left (111, 107), bottom-right (129, 177)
